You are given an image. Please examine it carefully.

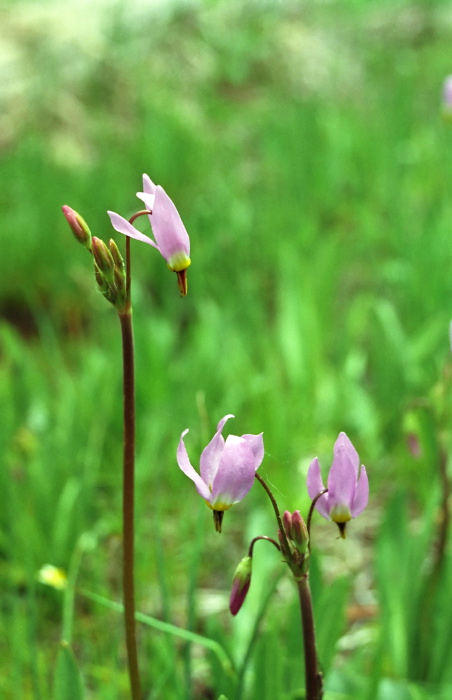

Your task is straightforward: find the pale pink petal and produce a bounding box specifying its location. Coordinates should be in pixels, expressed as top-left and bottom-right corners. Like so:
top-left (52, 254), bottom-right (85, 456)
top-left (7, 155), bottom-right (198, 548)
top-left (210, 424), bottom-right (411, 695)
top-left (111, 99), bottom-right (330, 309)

top-left (306, 457), bottom-right (329, 519)
top-left (136, 191), bottom-right (156, 211)
top-left (142, 173), bottom-right (157, 195)
top-left (177, 429), bottom-right (211, 501)
top-left (217, 414), bottom-right (235, 433)
top-left (211, 436), bottom-right (256, 507)
top-left (351, 466), bottom-right (369, 517)
top-left (241, 433), bottom-right (264, 470)
top-left (327, 438), bottom-right (357, 509)
top-left (200, 415), bottom-right (234, 487)
top-left (150, 185), bottom-right (190, 264)
top-left (334, 432), bottom-right (359, 476)
top-left (108, 211), bottom-right (159, 249)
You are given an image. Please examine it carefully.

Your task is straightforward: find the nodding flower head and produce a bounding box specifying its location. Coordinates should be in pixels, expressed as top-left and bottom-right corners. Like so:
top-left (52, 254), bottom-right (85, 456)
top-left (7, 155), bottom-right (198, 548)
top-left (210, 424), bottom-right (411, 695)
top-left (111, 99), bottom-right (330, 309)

top-left (177, 415), bottom-right (264, 532)
top-left (306, 432), bottom-right (368, 538)
top-left (108, 174), bottom-right (191, 294)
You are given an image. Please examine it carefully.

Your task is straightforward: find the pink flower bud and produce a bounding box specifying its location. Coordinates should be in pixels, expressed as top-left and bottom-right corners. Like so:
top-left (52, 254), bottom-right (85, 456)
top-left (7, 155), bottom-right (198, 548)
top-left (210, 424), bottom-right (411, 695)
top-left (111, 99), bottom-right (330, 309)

top-left (229, 556), bottom-right (252, 616)
top-left (61, 205), bottom-right (92, 250)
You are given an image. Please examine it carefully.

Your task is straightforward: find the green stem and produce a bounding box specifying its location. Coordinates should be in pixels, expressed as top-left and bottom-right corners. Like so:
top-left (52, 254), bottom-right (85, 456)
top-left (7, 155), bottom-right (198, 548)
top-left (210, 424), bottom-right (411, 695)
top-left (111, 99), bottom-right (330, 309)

top-left (119, 234), bottom-right (142, 699)
top-left (296, 575), bottom-right (323, 700)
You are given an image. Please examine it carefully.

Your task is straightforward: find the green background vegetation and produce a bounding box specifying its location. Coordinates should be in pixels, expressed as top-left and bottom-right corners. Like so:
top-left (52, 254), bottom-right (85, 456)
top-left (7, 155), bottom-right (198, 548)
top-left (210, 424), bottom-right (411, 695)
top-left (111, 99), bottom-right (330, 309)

top-left (1, 0), bottom-right (452, 697)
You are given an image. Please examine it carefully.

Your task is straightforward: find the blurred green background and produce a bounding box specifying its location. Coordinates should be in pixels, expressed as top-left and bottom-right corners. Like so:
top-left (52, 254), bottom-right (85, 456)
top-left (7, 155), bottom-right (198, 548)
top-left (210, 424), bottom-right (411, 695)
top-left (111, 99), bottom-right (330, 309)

top-left (2, 0), bottom-right (452, 697)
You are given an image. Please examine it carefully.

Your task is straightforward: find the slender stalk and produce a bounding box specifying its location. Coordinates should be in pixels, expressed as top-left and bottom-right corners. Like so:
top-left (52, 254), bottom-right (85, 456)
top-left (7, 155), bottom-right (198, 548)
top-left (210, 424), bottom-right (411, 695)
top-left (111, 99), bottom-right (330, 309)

top-left (254, 472), bottom-right (291, 554)
top-left (119, 233), bottom-right (142, 699)
top-left (306, 488), bottom-right (328, 553)
top-left (296, 575), bottom-right (323, 700)
top-left (247, 535), bottom-right (281, 557)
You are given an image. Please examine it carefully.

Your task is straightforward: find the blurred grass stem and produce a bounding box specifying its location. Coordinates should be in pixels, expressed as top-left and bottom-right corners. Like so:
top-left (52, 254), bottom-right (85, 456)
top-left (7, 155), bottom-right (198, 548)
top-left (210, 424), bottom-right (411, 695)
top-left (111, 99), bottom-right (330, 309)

top-left (119, 234), bottom-right (142, 699)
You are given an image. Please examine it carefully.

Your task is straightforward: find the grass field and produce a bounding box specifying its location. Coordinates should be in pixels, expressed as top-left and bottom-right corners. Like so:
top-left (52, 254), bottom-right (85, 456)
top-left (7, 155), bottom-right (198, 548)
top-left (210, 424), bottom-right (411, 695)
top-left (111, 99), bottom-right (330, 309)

top-left (1, 0), bottom-right (452, 697)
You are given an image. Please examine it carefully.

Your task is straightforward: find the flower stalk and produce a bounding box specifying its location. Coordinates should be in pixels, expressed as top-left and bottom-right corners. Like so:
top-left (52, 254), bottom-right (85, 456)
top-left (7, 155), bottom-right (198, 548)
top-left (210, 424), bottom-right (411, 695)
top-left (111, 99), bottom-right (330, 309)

top-left (119, 235), bottom-right (142, 700)
top-left (297, 575), bottom-right (323, 700)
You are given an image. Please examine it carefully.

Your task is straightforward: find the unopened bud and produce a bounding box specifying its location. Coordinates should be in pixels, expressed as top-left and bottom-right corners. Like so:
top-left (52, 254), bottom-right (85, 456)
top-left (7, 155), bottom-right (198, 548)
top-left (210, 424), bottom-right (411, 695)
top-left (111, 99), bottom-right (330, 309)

top-left (291, 510), bottom-right (308, 549)
top-left (62, 205), bottom-right (92, 250)
top-left (283, 510), bottom-right (292, 534)
top-left (229, 556), bottom-right (252, 616)
top-left (108, 239), bottom-right (125, 270)
top-left (92, 237), bottom-right (115, 282)
top-left (94, 263), bottom-right (111, 295)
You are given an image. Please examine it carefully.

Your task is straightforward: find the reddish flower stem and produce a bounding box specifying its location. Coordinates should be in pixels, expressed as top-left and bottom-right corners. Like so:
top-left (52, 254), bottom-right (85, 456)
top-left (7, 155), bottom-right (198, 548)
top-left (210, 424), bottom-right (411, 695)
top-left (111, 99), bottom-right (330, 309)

top-left (119, 235), bottom-right (142, 699)
top-left (296, 575), bottom-right (323, 700)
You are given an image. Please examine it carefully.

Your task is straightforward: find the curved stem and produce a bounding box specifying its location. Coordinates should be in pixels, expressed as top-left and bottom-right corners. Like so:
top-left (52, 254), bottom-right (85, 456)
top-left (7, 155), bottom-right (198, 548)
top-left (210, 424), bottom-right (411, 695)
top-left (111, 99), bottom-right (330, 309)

top-left (129, 209), bottom-right (152, 225)
top-left (254, 472), bottom-right (291, 555)
top-left (248, 535), bottom-right (281, 558)
top-left (296, 576), bottom-right (323, 700)
top-left (119, 234), bottom-right (141, 699)
top-left (306, 489), bottom-right (328, 552)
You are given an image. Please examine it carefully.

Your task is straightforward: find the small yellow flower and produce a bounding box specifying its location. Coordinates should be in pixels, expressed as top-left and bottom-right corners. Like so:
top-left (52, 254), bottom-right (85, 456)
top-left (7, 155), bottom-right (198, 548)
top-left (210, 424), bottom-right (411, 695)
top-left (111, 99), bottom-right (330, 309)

top-left (37, 564), bottom-right (67, 590)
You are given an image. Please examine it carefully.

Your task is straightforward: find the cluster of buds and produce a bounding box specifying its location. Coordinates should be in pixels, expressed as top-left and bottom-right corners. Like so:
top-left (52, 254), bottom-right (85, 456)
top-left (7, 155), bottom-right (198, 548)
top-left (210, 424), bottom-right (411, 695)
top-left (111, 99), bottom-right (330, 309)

top-left (91, 237), bottom-right (127, 311)
top-left (278, 510), bottom-right (310, 580)
top-left (62, 205), bottom-right (127, 312)
top-left (62, 173), bottom-right (191, 309)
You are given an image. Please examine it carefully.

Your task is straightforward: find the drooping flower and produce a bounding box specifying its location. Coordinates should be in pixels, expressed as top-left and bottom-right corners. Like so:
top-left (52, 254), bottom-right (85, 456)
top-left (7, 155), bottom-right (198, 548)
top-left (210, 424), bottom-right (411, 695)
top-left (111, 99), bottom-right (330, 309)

top-left (108, 174), bottom-right (191, 294)
top-left (177, 414), bottom-right (264, 532)
top-left (306, 432), bottom-right (368, 537)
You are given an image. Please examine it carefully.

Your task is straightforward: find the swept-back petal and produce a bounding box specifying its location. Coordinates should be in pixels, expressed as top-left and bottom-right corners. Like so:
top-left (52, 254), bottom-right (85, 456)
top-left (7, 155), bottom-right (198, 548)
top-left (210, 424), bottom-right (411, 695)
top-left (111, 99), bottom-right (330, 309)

top-left (217, 414), bottom-right (235, 433)
top-left (136, 191), bottom-right (156, 212)
top-left (142, 173), bottom-right (157, 195)
top-left (306, 457), bottom-right (329, 519)
top-left (351, 466), bottom-right (369, 517)
top-left (150, 186), bottom-right (190, 266)
top-left (211, 436), bottom-right (256, 507)
top-left (200, 415), bottom-right (234, 487)
top-left (241, 433), bottom-right (264, 470)
top-left (108, 211), bottom-right (159, 249)
top-left (177, 429), bottom-right (211, 501)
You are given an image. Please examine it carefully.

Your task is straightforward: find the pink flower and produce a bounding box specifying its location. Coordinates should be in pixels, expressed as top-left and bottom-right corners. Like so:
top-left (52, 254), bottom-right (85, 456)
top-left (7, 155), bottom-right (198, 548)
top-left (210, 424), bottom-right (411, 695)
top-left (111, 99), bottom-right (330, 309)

top-left (307, 432), bottom-right (368, 537)
top-left (108, 174), bottom-right (191, 293)
top-left (177, 415), bottom-right (264, 532)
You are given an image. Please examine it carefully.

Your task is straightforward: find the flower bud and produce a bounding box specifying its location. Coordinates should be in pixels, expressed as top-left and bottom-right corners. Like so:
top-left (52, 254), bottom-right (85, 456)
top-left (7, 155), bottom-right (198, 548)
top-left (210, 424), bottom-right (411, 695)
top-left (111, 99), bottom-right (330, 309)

top-left (62, 205), bottom-right (92, 250)
top-left (108, 239), bottom-right (125, 270)
top-left (229, 556), bottom-right (252, 616)
top-left (291, 510), bottom-right (309, 549)
top-left (92, 237), bottom-right (115, 282)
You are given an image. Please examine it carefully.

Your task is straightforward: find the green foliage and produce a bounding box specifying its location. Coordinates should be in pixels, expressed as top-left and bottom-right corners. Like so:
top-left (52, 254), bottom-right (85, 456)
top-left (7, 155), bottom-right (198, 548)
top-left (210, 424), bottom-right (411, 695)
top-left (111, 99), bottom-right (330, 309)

top-left (53, 643), bottom-right (84, 700)
top-left (1, 0), bottom-right (452, 697)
